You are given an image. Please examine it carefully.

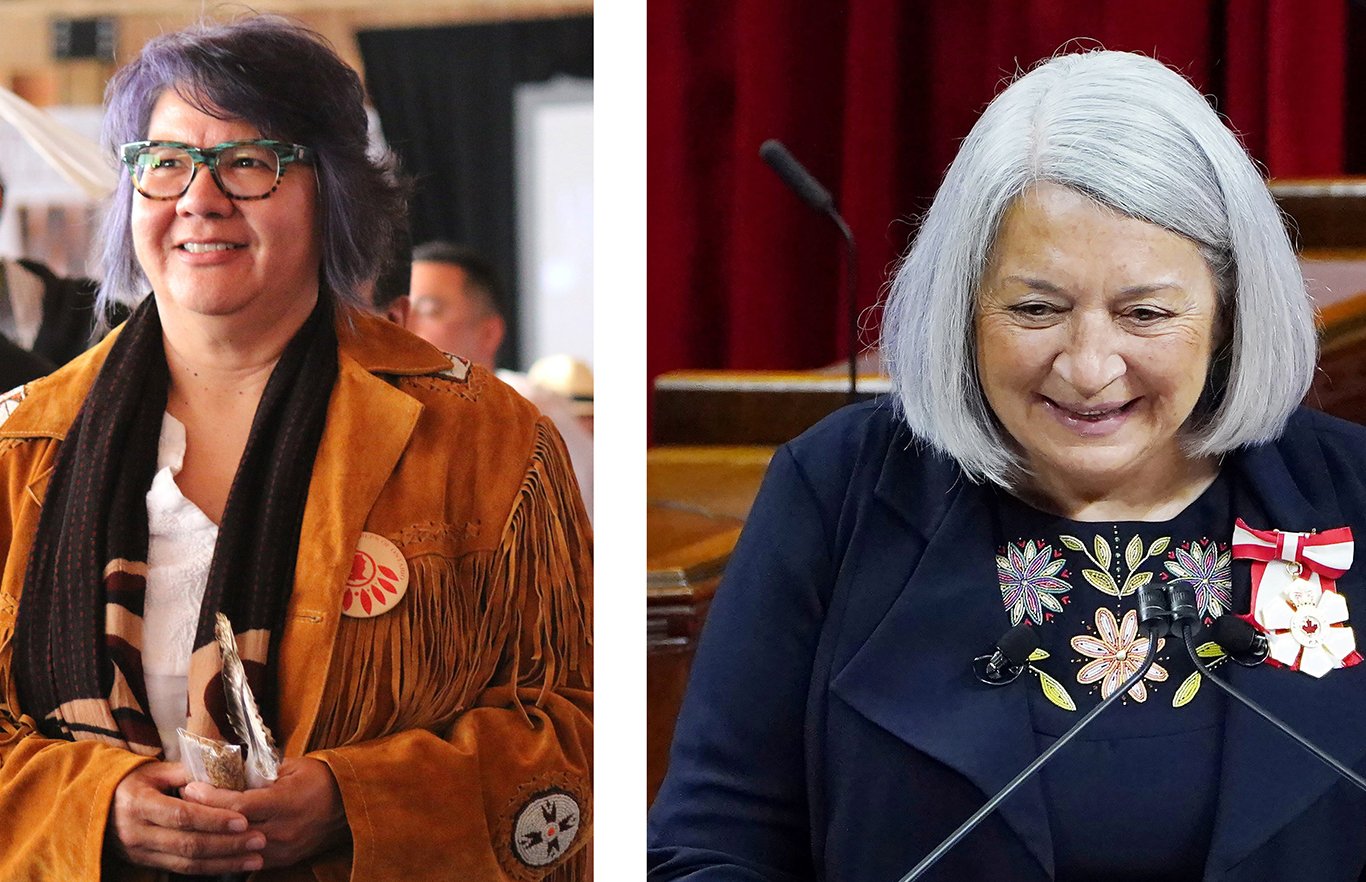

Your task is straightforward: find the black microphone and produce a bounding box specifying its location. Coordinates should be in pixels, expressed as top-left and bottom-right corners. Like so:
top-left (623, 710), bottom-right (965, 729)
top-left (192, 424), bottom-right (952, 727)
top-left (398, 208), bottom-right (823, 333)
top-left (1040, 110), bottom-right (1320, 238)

top-left (1210, 613), bottom-right (1269, 666)
top-left (1167, 582), bottom-right (1200, 634)
top-left (1177, 614), bottom-right (1366, 795)
top-left (972, 624), bottom-right (1040, 685)
top-left (900, 599), bottom-right (1170, 882)
top-left (758, 139), bottom-right (859, 403)
top-left (759, 139), bottom-right (834, 213)
top-left (1138, 582), bottom-right (1173, 637)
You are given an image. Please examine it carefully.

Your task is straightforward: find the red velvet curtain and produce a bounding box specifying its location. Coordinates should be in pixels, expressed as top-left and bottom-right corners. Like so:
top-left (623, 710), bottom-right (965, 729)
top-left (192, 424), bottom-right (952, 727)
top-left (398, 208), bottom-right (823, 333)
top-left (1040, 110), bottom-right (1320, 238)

top-left (647, 0), bottom-right (1347, 386)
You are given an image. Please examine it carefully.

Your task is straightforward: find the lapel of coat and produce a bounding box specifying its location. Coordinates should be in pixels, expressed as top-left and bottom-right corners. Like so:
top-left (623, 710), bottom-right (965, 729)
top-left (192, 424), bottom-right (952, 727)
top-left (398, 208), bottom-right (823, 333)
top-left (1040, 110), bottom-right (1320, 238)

top-left (1204, 436), bottom-right (1366, 877)
top-left (276, 314), bottom-right (443, 753)
top-left (829, 435), bottom-right (1055, 880)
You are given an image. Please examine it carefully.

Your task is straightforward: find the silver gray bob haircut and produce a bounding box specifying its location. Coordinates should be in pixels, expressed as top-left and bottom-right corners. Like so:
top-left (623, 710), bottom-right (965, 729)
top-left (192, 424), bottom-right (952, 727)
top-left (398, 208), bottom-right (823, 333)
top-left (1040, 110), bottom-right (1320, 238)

top-left (880, 49), bottom-right (1316, 489)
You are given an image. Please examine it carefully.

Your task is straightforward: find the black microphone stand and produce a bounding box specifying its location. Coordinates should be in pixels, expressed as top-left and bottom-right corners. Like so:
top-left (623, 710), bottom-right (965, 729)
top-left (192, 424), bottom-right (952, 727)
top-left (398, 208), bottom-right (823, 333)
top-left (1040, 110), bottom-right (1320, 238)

top-left (898, 625), bottom-right (1163, 882)
top-left (833, 214), bottom-right (858, 405)
top-left (1178, 625), bottom-right (1366, 794)
top-left (757, 139), bottom-right (860, 404)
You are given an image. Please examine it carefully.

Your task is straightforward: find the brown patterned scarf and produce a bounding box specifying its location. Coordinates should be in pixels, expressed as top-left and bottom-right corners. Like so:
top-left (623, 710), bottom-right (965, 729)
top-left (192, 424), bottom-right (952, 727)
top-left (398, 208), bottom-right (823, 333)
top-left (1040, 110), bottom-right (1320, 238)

top-left (13, 293), bottom-right (336, 760)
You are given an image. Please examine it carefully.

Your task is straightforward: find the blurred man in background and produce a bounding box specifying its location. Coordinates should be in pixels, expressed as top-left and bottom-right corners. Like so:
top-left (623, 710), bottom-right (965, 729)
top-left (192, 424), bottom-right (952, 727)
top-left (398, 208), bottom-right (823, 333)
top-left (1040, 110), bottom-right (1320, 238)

top-left (377, 240), bottom-right (593, 519)
top-left (404, 242), bottom-right (506, 370)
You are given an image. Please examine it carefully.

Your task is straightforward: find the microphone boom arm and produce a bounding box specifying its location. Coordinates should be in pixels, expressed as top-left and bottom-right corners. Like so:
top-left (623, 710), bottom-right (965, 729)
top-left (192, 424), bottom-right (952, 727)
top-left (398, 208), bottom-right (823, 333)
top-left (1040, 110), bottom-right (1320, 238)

top-left (830, 211), bottom-right (857, 404)
top-left (1179, 626), bottom-right (1366, 795)
top-left (758, 138), bottom-right (860, 402)
top-left (898, 632), bottom-right (1162, 882)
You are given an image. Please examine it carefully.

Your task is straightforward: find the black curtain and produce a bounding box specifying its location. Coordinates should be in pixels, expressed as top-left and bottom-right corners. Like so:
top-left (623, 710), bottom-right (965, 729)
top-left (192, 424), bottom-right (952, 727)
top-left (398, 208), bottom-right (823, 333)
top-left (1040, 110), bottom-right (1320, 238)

top-left (358, 16), bottom-right (593, 368)
top-left (1348, 0), bottom-right (1366, 173)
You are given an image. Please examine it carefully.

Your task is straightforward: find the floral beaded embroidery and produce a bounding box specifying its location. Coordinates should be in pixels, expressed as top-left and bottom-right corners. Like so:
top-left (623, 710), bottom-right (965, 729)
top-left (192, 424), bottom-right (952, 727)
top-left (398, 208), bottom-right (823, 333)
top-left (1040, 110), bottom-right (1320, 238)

top-left (1161, 539), bottom-right (1233, 619)
top-left (1170, 640), bottom-right (1229, 708)
top-left (1071, 608), bottom-right (1169, 702)
top-left (997, 539), bottom-right (1071, 626)
top-left (1021, 646), bottom-right (1077, 711)
top-left (1001, 521), bottom-right (1233, 711)
top-left (999, 526), bottom-right (1230, 711)
top-left (1059, 532), bottom-right (1170, 597)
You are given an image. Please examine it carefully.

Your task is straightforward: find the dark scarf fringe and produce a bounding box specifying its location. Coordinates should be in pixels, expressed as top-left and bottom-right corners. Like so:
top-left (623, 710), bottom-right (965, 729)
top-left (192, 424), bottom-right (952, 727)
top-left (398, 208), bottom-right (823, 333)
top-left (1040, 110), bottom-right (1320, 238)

top-left (15, 295), bottom-right (166, 744)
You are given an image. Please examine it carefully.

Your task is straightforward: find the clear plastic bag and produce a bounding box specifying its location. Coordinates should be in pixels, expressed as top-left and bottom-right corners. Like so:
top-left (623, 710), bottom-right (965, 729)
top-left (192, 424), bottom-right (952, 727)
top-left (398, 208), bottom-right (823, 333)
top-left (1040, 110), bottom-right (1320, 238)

top-left (177, 728), bottom-right (247, 791)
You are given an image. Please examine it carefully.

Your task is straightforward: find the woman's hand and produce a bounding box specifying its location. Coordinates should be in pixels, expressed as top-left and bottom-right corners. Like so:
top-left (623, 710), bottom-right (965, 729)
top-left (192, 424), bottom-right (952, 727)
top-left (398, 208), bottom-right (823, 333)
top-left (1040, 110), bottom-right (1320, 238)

top-left (181, 756), bottom-right (350, 868)
top-left (106, 761), bottom-right (265, 875)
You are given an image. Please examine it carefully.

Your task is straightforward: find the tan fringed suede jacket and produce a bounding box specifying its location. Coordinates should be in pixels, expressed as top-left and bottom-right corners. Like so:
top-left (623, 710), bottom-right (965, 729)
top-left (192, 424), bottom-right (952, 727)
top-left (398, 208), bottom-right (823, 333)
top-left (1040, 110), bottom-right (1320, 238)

top-left (0, 309), bottom-right (593, 881)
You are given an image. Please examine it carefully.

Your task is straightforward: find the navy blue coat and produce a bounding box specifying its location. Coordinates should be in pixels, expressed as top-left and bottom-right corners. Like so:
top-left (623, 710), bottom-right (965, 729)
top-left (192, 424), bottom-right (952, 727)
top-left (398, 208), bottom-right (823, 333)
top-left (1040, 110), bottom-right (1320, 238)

top-left (648, 402), bottom-right (1366, 882)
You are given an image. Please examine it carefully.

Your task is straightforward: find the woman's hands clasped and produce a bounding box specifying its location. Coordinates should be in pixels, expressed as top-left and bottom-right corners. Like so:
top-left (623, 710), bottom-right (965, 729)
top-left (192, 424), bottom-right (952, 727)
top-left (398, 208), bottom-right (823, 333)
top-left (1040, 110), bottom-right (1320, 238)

top-left (107, 757), bottom-right (348, 874)
top-left (182, 756), bottom-right (350, 867)
top-left (106, 761), bottom-right (264, 875)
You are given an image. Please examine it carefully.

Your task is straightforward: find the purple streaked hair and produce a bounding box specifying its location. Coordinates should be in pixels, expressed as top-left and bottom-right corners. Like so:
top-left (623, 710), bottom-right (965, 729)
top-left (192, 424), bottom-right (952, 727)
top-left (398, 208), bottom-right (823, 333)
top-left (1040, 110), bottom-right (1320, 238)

top-left (95, 15), bottom-right (407, 319)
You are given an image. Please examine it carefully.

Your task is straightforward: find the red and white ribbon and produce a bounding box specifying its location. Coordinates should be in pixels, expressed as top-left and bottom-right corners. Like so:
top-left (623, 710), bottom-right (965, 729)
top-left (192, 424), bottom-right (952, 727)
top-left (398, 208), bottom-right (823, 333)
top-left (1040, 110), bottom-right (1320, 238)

top-left (1232, 518), bottom-right (1359, 678)
top-left (1232, 518), bottom-right (1354, 579)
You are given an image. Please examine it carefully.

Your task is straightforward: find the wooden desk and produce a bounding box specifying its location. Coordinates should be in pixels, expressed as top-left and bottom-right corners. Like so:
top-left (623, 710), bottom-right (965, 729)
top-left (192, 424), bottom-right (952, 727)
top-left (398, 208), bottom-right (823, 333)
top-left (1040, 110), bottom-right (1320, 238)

top-left (653, 370), bottom-right (888, 446)
top-left (646, 446), bottom-right (773, 804)
top-left (647, 444), bottom-right (775, 519)
top-left (1310, 289), bottom-right (1366, 424)
top-left (1272, 178), bottom-right (1366, 250)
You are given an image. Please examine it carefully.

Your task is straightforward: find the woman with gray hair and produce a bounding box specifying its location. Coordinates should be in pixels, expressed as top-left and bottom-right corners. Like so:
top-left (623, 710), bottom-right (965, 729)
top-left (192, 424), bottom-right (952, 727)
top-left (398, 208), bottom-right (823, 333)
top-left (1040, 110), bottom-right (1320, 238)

top-left (0, 15), bottom-right (591, 881)
top-left (650, 50), bottom-right (1366, 881)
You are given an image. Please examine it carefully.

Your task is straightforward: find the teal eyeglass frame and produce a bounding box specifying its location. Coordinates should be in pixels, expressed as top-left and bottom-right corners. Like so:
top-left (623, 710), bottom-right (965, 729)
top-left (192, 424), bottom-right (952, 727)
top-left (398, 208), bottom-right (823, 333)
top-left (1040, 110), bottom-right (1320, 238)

top-left (118, 139), bottom-right (316, 201)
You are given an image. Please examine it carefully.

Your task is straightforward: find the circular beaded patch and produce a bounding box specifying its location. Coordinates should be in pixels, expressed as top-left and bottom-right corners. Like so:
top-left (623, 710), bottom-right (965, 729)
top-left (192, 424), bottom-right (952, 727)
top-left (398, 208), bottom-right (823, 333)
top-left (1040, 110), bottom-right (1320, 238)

top-left (511, 789), bottom-right (581, 867)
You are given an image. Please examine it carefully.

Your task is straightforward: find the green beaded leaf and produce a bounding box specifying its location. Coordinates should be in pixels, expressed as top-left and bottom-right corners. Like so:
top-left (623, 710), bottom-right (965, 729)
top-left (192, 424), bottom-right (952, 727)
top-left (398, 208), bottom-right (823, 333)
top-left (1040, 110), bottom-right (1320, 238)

top-left (1083, 568), bottom-right (1119, 596)
top-left (1120, 570), bottom-right (1153, 597)
top-left (1195, 641), bottom-right (1227, 659)
top-left (1173, 671), bottom-right (1202, 708)
top-left (1125, 535), bottom-right (1144, 571)
top-left (1059, 534), bottom-right (1087, 553)
top-left (1037, 669), bottom-right (1077, 712)
top-left (1094, 536), bottom-right (1112, 570)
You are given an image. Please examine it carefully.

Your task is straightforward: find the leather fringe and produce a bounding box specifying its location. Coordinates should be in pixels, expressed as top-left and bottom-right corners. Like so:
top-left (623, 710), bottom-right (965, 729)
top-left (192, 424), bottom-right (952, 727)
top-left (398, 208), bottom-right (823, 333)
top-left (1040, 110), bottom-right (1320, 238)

top-left (544, 839), bottom-right (591, 882)
top-left (309, 417), bottom-right (593, 748)
top-left (496, 417), bottom-right (594, 701)
top-left (0, 600), bottom-right (16, 738)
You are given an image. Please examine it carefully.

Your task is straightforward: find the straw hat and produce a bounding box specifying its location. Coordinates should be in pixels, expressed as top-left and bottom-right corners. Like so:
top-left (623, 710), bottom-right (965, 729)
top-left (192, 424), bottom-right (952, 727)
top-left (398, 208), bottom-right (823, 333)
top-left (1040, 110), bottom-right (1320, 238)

top-left (527, 354), bottom-right (593, 417)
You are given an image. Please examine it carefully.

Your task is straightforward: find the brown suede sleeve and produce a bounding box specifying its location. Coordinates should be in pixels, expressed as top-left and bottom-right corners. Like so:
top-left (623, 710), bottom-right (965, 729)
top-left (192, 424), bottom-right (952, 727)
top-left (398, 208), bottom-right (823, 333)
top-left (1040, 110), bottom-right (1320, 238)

top-left (0, 434), bottom-right (158, 881)
top-left (313, 686), bottom-right (591, 881)
top-left (0, 720), bottom-right (155, 880)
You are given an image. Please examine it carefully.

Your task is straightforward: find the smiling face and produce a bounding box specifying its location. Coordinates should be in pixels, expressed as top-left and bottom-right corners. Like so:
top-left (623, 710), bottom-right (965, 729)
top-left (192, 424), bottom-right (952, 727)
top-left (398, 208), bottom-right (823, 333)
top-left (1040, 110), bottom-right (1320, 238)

top-left (132, 89), bottom-right (322, 334)
top-left (975, 182), bottom-right (1221, 511)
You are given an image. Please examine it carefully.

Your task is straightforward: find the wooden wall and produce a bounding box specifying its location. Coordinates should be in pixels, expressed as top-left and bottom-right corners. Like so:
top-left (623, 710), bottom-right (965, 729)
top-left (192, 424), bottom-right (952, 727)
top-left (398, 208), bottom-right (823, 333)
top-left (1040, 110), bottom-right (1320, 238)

top-left (0, 0), bottom-right (593, 106)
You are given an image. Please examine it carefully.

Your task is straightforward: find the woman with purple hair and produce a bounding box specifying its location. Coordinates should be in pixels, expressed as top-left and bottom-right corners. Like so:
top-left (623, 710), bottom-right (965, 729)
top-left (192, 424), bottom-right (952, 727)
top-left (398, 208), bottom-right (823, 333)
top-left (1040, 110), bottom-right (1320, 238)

top-left (0, 16), bottom-right (592, 880)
